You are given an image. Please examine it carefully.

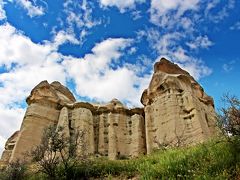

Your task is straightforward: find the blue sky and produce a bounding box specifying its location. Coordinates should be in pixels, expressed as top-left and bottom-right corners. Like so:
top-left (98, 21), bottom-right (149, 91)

top-left (0, 0), bottom-right (239, 155)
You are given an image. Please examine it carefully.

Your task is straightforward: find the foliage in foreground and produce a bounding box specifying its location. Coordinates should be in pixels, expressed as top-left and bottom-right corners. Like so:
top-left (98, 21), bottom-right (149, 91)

top-left (73, 137), bottom-right (240, 179)
top-left (1, 137), bottom-right (240, 179)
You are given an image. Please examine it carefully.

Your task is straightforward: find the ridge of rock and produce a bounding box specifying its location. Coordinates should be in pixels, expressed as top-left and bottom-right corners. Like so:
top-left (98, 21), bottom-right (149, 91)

top-left (0, 57), bottom-right (218, 164)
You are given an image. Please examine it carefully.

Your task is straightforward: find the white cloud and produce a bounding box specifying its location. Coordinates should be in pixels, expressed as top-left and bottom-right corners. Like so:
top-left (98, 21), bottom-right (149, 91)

top-left (99, 0), bottom-right (145, 13)
top-left (0, 62), bottom-right (66, 105)
top-left (0, 107), bottom-right (24, 140)
top-left (0, 106), bottom-right (25, 157)
top-left (0, 23), bottom-right (73, 106)
top-left (139, 29), bottom-right (212, 80)
top-left (150, 0), bottom-right (200, 26)
top-left (64, 1), bottom-right (99, 29)
top-left (63, 0), bottom-right (101, 42)
top-left (63, 38), bottom-right (150, 105)
top-left (17, 0), bottom-right (45, 17)
top-left (0, 23), bottom-right (78, 68)
top-left (186, 36), bottom-right (213, 50)
top-left (0, 23), bottom-right (52, 67)
top-left (140, 29), bottom-right (181, 55)
top-left (230, 21), bottom-right (240, 30)
top-left (52, 30), bottom-right (79, 48)
top-left (149, 0), bottom-right (235, 28)
top-left (0, 106), bottom-right (25, 156)
top-left (205, 0), bottom-right (235, 23)
top-left (0, 0), bottom-right (6, 20)
top-left (151, 0), bottom-right (199, 16)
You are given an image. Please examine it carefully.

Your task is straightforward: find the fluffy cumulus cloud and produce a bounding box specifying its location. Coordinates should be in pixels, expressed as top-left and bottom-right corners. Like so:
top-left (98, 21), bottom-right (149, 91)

top-left (0, 23), bottom-right (78, 68)
top-left (99, 0), bottom-right (145, 12)
top-left (16, 0), bottom-right (45, 17)
top-left (63, 38), bottom-right (151, 105)
top-left (0, 24), bottom-right (51, 67)
top-left (0, 107), bottom-right (24, 142)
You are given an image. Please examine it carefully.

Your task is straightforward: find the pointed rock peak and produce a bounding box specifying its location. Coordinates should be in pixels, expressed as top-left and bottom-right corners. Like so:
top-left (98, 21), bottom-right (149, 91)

top-left (26, 80), bottom-right (76, 105)
top-left (33, 80), bottom-right (50, 88)
top-left (141, 57), bottom-right (214, 107)
top-left (154, 57), bottom-right (190, 76)
top-left (50, 81), bottom-right (76, 102)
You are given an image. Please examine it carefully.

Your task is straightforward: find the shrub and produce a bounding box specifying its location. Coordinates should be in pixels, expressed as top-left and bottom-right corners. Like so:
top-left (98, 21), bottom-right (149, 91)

top-left (0, 159), bottom-right (27, 180)
top-left (218, 93), bottom-right (240, 137)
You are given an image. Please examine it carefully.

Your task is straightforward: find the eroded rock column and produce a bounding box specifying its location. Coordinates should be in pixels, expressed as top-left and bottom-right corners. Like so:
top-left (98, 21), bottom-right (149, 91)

top-left (72, 108), bottom-right (95, 156)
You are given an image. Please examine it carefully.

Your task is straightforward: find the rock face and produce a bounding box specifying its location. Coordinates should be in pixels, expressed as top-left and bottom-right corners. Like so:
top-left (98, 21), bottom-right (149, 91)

top-left (7, 81), bottom-right (76, 163)
top-left (0, 58), bottom-right (217, 163)
top-left (141, 58), bottom-right (216, 153)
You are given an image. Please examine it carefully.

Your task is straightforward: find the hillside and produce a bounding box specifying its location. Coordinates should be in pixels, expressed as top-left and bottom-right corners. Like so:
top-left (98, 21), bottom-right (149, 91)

top-left (1, 137), bottom-right (240, 179)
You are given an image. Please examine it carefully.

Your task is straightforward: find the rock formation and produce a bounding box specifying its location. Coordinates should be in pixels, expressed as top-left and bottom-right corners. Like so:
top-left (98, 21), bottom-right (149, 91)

top-left (141, 58), bottom-right (216, 153)
top-left (0, 58), bottom-right (217, 164)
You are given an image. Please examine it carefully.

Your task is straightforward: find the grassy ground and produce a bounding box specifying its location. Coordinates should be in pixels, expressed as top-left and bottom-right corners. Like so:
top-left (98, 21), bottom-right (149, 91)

top-left (74, 137), bottom-right (240, 179)
top-left (1, 137), bottom-right (240, 179)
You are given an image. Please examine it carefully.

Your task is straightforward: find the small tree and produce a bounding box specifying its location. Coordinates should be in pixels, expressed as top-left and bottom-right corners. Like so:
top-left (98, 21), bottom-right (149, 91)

top-left (218, 94), bottom-right (240, 137)
top-left (0, 159), bottom-right (27, 180)
top-left (31, 125), bottom-right (86, 179)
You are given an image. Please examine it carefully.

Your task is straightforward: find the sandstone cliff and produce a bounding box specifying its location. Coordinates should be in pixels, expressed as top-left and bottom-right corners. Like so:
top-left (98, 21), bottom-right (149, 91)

top-left (0, 58), bottom-right (217, 164)
top-left (141, 58), bottom-right (216, 153)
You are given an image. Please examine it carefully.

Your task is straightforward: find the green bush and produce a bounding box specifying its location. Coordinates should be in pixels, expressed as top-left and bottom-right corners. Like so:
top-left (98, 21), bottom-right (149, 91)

top-left (0, 160), bottom-right (27, 180)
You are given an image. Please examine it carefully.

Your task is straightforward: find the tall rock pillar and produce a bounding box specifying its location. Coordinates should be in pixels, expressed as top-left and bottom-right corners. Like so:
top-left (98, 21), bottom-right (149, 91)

top-left (141, 58), bottom-right (217, 154)
top-left (9, 81), bottom-right (76, 162)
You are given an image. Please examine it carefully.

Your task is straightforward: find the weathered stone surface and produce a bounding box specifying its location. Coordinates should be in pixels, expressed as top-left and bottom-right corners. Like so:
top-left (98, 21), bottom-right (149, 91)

top-left (0, 131), bottom-right (19, 164)
top-left (8, 81), bottom-right (76, 162)
top-left (141, 58), bottom-right (217, 153)
top-left (62, 99), bottom-right (145, 160)
top-left (0, 57), bottom-right (217, 164)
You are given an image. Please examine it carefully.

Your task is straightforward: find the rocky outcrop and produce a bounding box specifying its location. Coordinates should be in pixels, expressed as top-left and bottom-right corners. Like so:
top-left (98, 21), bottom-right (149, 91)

top-left (54, 99), bottom-right (146, 159)
top-left (0, 58), bottom-right (217, 163)
top-left (9, 81), bottom-right (76, 162)
top-left (141, 58), bottom-right (216, 153)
